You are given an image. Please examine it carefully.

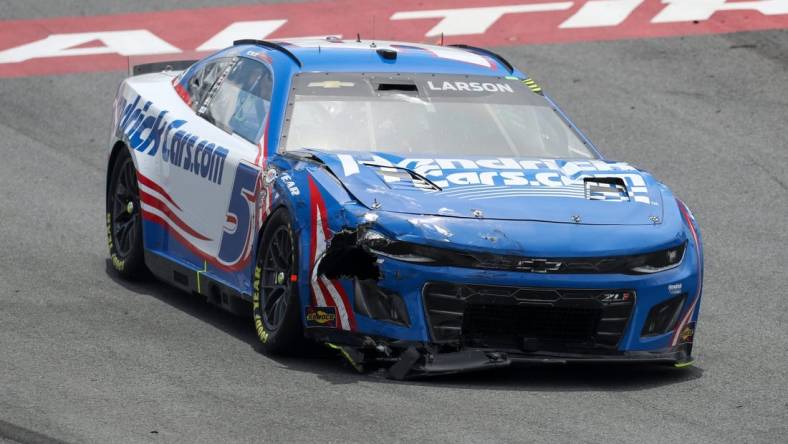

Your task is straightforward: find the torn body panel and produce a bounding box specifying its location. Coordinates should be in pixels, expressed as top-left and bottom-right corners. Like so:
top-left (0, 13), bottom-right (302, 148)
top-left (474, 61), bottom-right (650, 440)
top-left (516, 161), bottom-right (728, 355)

top-left (293, 170), bottom-right (700, 378)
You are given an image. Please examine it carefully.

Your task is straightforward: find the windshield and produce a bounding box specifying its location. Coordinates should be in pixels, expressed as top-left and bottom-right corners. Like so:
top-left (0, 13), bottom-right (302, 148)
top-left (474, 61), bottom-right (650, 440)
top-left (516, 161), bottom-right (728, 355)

top-left (283, 73), bottom-right (595, 159)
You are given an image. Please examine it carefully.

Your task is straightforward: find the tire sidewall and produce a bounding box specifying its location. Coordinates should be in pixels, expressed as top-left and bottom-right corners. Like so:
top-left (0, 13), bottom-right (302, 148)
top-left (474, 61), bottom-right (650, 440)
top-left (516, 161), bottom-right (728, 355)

top-left (252, 208), bottom-right (303, 352)
top-left (106, 148), bottom-right (145, 278)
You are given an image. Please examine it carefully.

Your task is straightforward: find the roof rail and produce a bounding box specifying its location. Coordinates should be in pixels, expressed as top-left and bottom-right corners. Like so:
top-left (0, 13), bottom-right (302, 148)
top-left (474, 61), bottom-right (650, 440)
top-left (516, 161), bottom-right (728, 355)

top-left (448, 44), bottom-right (514, 73)
top-left (233, 39), bottom-right (302, 67)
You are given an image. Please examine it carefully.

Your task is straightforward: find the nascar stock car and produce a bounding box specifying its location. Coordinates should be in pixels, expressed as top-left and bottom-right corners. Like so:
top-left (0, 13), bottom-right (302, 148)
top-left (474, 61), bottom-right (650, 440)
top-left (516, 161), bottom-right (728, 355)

top-left (106, 37), bottom-right (703, 379)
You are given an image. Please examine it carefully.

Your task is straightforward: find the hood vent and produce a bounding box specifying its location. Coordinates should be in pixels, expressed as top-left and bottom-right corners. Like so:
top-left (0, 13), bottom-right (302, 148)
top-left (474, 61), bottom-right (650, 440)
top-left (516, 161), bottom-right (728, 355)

top-left (363, 163), bottom-right (442, 192)
top-left (584, 177), bottom-right (630, 202)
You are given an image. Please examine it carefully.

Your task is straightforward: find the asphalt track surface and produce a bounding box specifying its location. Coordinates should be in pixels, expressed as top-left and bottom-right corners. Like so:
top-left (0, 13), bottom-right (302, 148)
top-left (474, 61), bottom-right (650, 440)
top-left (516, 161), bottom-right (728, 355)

top-left (1, 1), bottom-right (787, 443)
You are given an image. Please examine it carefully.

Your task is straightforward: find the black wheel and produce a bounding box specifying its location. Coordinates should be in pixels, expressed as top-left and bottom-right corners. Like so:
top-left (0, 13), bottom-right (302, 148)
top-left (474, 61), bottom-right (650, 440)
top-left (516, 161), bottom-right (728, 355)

top-left (106, 148), bottom-right (146, 279)
top-left (252, 208), bottom-right (304, 354)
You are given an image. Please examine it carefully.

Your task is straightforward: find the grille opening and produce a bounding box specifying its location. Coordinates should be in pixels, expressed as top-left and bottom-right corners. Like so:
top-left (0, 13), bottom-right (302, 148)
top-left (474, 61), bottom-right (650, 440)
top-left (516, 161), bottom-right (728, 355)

top-left (377, 83), bottom-right (417, 92)
top-left (422, 283), bottom-right (635, 351)
top-left (463, 304), bottom-right (600, 341)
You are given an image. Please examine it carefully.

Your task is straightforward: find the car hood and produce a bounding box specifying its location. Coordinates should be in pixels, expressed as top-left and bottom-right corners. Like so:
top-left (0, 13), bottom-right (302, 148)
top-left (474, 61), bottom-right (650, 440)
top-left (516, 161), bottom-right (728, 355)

top-left (307, 150), bottom-right (664, 226)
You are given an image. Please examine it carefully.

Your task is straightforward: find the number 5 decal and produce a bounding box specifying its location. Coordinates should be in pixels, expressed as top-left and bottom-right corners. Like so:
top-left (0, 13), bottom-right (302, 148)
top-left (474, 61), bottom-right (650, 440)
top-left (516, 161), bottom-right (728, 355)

top-left (218, 162), bottom-right (260, 268)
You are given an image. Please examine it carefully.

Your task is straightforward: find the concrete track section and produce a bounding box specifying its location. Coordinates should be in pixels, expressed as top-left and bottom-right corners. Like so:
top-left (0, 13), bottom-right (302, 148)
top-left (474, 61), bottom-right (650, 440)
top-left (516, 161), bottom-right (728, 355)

top-left (1, 1), bottom-right (787, 443)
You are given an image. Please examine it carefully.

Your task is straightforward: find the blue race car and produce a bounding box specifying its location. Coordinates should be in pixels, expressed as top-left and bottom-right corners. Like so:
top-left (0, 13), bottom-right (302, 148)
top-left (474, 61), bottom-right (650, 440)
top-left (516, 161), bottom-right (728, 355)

top-left (107, 38), bottom-right (703, 378)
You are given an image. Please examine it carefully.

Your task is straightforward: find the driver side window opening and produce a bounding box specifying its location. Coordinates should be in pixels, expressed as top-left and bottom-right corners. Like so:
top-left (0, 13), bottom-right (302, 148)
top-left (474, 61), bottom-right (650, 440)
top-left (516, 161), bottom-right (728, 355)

top-left (201, 57), bottom-right (273, 144)
top-left (185, 58), bottom-right (233, 112)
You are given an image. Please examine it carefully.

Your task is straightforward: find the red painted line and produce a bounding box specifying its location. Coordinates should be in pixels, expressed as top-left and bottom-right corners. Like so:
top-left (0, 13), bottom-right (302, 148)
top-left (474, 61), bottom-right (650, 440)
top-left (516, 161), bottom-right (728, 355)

top-left (140, 190), bottom-right (212, 241)
top-left (308, 176), bottom-right (320, 306)
top-left (330, 278), bottom-right (357, 331)
top-left (255, 117), bottom-right (269, 166)
top-left (142, 211), bottom-right (251, 272)
top-left (2, 0), bottom-right (788, 77)
top-left (137, 171), bottom-right (182, 211)
top-left (173, 81), bottom-right (192, 107)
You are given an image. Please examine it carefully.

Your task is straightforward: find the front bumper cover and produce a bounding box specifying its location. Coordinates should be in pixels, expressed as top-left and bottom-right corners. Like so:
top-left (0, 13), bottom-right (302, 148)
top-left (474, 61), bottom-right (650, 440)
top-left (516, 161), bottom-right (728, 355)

top-left (316, 332), bottom-right (693, 379)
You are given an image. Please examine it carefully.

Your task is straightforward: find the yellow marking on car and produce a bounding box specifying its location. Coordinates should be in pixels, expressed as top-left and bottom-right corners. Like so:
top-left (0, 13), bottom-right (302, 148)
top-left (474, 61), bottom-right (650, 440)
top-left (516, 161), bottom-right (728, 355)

top-left (326, 343), bottom-right (363, 373)
top-left (196, 260), bottom-right (207, 294)
top-left (674, 360), bottom-right (694, 368)
top-left (522, 78), bottom-right (543, 93)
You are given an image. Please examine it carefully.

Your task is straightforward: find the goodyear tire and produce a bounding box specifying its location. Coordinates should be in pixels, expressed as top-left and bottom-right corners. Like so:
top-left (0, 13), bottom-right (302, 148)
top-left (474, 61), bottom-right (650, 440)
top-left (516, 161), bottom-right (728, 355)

top-left (252, 208), bottom-right (304, 355)
top-left (106, 148), bottom-right (146, 279)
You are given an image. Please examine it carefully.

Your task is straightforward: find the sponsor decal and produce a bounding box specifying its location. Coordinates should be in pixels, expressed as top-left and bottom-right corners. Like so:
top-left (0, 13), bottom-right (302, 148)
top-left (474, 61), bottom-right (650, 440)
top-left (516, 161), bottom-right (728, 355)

top-left (244, 49), bottom-right (272, 63)
top-left (680, 321), bottom-right (696, 343)
top-left (118, 94), bottom-right (228, 186)
top-left (264, 168), bottom-right (278, 184)
top-left (305, 306), bottom-right (338, 328)
top-left (668, 282), bottom-right (683, 295)
top-left (337, 154), bottom-right (653, 204)
top-left (3, 1), bottom-right (788, 77)
top-left (279, 173), bottom-right (301, 196)
top-left (426, 80), bottom-right (514, 93)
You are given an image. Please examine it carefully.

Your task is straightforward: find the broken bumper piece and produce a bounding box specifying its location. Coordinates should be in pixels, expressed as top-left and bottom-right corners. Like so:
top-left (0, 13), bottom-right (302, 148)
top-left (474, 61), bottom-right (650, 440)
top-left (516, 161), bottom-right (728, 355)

top-left (323, 339), bottom-right (691, 380)
top-left (388, 347), bottom-right (512, 379)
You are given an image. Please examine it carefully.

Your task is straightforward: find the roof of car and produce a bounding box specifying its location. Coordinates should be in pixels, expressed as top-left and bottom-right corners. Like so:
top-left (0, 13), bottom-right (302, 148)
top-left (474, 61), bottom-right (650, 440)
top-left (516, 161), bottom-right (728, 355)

top-left (240, 38), bottom-right (518, 77)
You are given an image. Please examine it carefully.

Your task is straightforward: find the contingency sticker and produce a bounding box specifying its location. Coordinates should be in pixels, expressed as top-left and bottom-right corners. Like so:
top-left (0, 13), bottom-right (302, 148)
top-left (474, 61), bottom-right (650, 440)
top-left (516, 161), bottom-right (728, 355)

top-left (305, 306), bottom-right (338, 328)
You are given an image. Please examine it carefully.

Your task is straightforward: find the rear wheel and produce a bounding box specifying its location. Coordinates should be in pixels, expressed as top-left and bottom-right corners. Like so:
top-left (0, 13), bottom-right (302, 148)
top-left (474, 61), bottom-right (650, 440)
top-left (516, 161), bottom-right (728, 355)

top-left (106, 148), bottom-right (146, 279)
top-left (252, 208), bottom-right (304, 354)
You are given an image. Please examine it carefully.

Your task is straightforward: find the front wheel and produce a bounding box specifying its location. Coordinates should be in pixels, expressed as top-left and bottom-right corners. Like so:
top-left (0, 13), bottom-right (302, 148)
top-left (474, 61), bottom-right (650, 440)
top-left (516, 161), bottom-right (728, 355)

top-left (252, 208), bottom-right (304, 355)
top-left (106, 148), bottom-right (146, 279)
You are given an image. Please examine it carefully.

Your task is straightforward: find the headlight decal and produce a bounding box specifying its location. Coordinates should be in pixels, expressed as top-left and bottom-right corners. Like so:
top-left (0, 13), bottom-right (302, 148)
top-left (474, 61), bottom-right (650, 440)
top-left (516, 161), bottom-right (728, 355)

top-left (629, 242), bottom-right (686, 274)
top-left (361, 228), bottom-right (688, 275)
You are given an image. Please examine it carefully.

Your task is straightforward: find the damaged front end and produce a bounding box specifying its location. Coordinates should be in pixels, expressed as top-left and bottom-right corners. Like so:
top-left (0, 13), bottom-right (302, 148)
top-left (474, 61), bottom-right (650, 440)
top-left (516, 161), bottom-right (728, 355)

top-left (292, 157), bottom-right (697, 380)
top-left (307, 224), bottom-right (677, 379)
top-left (302, 210), bottom-right (694, 379)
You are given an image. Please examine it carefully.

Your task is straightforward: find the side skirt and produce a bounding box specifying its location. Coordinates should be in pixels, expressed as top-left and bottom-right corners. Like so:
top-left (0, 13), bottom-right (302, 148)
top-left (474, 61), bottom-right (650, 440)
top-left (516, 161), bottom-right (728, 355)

top-left (144, 250), bottom-right (251, 316)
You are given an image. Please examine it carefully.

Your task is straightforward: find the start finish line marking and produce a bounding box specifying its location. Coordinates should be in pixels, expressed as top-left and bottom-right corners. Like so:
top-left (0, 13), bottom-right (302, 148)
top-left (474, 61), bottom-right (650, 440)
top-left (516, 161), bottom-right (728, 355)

top-left (1, 0), bottom-right (788, 77)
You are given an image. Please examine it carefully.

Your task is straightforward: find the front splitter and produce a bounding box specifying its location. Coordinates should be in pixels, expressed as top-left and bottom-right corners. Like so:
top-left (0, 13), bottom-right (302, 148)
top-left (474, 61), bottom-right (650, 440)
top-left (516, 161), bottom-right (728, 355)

top-left (390, 346), bottom-right (691, 379)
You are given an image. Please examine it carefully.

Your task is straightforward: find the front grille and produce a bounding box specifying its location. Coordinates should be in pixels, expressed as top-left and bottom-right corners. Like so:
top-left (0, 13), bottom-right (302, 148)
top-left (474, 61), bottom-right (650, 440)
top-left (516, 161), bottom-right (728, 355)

top-left (423, 283), bottom-right (635, 351)
top-left (463, 304), bottom-right (600, 341)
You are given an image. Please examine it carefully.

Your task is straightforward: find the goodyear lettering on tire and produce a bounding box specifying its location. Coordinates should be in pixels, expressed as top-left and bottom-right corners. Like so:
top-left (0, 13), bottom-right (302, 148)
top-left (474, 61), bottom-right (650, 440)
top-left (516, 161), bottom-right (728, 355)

top-left (252, 265), bottom-right (269, 343)
top-left (107, 212), bottom-right (126, 272)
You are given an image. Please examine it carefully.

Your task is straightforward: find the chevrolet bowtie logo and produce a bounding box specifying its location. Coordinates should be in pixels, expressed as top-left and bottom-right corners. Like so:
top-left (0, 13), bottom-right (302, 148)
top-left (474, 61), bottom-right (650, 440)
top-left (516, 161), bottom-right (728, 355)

top-left (515, 259), bottom-right (562, 273)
